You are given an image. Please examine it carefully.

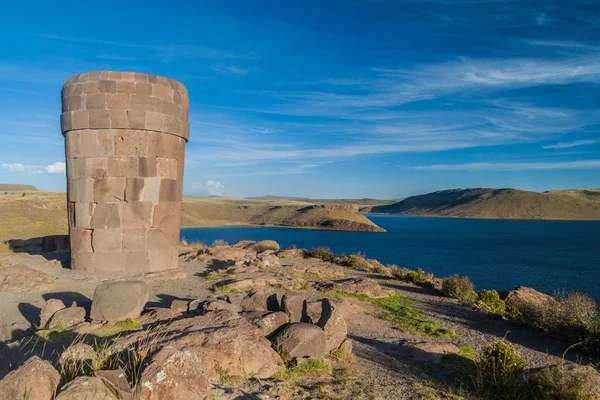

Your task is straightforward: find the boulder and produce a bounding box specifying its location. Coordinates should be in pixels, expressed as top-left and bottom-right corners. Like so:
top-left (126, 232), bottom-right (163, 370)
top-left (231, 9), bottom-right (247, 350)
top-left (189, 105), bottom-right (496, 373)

top-left (526, 364), bottom-right (600, 398)
top-left (0, 264), bottom-right (56, 293)
top-left (338, 338), bottom-right (353, 354)
top-left (48, 303), bottom-right (86, 330)
top-left (90, 280), bottom-right (149, 322)
top-left (317, 298), bottom-right (348, 352)
top-left (272, 323), bottom-right (326, 359)
top-left (258, 253), bottom-right (280, 267)
top-left (395, 340), bottom-right (461, 363)
top-left (40, 299), bottom-right (67, 329)
top-left (197, 299), bottom-right (242, 314)
top-left (60, 343), bottom-right (96, 364)
top-left (207, 246), bottom-right (247, 260)
top-left (253, 240), bottom-right (280, 252)
top-left (95, 369), bottom-right (133, 400)
top-left (289, 262), bottom-right (345, 279)
top-left (169, 299), bottom-right (189, 313)
top-left (277, 248), bottom-right (308, 259)
top-left (281, 293), bottom-right (307, 323)
top-left (0, 356), bottom-right (60, 400)
top-left (240, 287), bottom-right (281, 312)
top-left (505, 286), bottom-right (555, 311)
top-left (56, 376), bottom-right (118, 400)
top-left (315, 278), bottom-right (393, 298)
top-left (230, 240), bottom-right (256, 249)
top-left (242, 311), bottom-right (289, 336)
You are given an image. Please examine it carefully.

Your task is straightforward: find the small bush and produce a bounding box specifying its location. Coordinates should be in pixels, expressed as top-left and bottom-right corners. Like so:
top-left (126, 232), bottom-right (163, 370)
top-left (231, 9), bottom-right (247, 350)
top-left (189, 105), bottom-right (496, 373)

top-left (442, 275), bottom-right (477, 304)
top-left (288, 243), bottom-right (297, 249)
top-left (309, 246), bottom-right (335, 262)
top-left (532, 364), bottom-right (596, 400)
top-left (475, 340), bottom-right (527, 399)
top-left (253, 242), bottom-right (279, 253)
top-left (477, 290), bottom-right (506, 315)
top-left (389, 266), bottom-right (434, 285)
top-left (211, 239), bottom-right (228, 247)
top-left (21, 192), bottom-right (26, 197)
top-left (274, 359), bottom-right (331, 380)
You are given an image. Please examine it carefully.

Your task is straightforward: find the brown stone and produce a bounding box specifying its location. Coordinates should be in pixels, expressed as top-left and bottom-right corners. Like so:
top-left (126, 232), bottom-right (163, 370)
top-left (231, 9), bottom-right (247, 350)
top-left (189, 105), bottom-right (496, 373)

top-left (0, 264), bottom-right (56, 293)
top-left (56, 376), bottom-right (118, 400)
top-left (0, 356), bottom-right (60, 400)
top-left (92, 229), bottom-right (122, 253)
top-left (114, 130), bottom-right (148, 156)
top-left (272, 323), bottom-right (327, 359)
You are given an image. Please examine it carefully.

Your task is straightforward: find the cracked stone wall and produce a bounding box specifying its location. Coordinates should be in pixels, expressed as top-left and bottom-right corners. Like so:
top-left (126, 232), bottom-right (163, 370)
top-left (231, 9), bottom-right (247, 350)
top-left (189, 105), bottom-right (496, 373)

top-left (61, 71), bottom-right (189, 273)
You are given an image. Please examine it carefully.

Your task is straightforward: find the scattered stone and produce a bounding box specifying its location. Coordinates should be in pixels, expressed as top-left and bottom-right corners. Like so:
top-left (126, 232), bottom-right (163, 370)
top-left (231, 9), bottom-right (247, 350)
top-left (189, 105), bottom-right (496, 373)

top-left (395, 341), bottom-right (461, 363)
top-left (48, 303), bottom-right (86, 330)
top-left (207, 246), bottom-right (247, 260)
top-left (317, 298), bottom-right (348, 352)
top-left (95, 369), bottom-right (133, 400)
top-left (60, 343), bottom-right (95, 364)
top-left (242, 311), bottom-right (289, 336)
top-left (169, 299), bottom-right (189, 313)
top-left (258, 253), bottom-right (280, 267)
top-left (281, 292), bottom-right (307, 323)
top-left (272, 323), bottom-right (326, 359)
top-left (253, 240), bottom-right (280, 252)
top-left (197, 299), bottom-right (242, 314)
top-left (0, 356), bottom-right (60, 400)
top-left (0, 264), bottom-right (56, 293)
top-left (224, 276), bottom-right (280, 291)
top-left (240, 286), bottom-right (281, 312)
top-left (505, 286), bottom-right (555, 311)
top-left (277, 248), bottom-right (308, 259)
top-left (289, 262), bottom-right (345, 279)
top-left (40, 299), bottom-right (67, 329)
top-left (305, 300), bottom-right (323, 324)
top-left (56, 376), bottom-right (118, 400)
top-left (90, 280), bottom-right (149, 322)
top-left (315, 278), bottom-right (393, 298)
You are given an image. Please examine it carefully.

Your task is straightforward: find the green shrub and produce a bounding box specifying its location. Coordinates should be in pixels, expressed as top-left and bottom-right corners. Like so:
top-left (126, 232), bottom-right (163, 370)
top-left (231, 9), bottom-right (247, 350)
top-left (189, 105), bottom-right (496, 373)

top-left (442, 275), bottom-right (477, 304)
top-left (389, 266), bottom-right (433, 285)
top-left (477, 290), bottom-right (506, 315)
top-left (309, 246), bottom-right (335, 262)
top-left (475, 340), bottom-right (527, 399)
top-left (582, 316), bottom-right (600, 355)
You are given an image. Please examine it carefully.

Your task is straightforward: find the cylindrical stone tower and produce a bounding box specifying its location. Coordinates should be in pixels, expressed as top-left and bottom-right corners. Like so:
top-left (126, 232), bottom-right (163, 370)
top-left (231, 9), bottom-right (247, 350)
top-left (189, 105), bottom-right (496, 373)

top-left (61, 71), bottom-right (189, 273)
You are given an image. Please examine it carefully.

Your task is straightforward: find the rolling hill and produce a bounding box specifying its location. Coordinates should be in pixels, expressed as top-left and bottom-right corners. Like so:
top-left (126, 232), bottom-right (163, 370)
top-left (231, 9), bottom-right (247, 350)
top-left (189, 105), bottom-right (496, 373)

top-left (369, 188), bottom-right (600, 220)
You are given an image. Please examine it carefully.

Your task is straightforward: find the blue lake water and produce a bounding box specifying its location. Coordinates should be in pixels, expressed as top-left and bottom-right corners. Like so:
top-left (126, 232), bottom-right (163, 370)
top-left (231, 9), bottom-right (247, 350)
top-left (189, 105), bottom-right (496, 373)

top-left (181, 215), bottom-right (600, 301)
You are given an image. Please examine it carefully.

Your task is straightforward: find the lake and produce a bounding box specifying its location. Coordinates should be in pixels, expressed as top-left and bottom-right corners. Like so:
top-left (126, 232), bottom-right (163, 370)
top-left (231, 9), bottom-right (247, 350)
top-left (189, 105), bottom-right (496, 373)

top-left (181, 215), bottom-right (600, 301)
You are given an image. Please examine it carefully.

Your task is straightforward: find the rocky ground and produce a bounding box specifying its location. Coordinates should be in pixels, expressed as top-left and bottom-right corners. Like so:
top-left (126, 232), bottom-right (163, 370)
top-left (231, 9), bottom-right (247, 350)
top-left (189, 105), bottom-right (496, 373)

top-left (0, 240), bottom-right (598, 399)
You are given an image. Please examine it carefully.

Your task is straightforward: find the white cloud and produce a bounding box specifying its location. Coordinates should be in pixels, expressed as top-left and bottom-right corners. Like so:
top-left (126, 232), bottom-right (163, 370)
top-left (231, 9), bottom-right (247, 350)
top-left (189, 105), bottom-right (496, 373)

top-left (1, 162), bottom-right (65, 174)
top-left (411, 160), bottom-right (600, 171)
top-left (535, 12), bottom-right (555, 26)
top-left (191, 180), bottom-right (227, 196)
top-left (209, 65), bottom-right (253, 76)
top-left (542, 139), bottom-right (600, 149)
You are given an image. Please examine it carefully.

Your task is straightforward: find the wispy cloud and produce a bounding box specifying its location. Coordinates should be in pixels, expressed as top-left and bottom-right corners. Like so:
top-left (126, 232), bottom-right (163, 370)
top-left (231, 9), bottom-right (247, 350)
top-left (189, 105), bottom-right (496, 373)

top-left (542, 139), bottom-right (600, 149)
top-left (191, 180), bottom-right (227, 196)
top-left (411, 160), bottom-right (600, 171)
top-left (1, 162), bottom-right (65, 174)
top-left (209, 64), bottom-right (253, 76)
top-left (534, 12), bottom-right (555, 26)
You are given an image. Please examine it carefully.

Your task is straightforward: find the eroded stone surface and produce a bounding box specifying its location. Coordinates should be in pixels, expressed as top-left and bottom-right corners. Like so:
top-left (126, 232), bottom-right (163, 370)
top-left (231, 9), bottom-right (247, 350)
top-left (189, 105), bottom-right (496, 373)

top-left (90, 280), bottom-right (149, 322)
top-left (272, 322), bottom-right (326, 359)
top-left (0, 356), bottom-right (60, 400)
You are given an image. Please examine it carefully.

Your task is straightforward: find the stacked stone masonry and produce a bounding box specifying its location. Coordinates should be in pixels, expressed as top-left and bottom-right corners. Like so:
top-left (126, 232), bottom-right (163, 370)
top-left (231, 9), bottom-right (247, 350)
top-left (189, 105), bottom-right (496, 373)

top-left (61, 71), bottom-right (189, 273)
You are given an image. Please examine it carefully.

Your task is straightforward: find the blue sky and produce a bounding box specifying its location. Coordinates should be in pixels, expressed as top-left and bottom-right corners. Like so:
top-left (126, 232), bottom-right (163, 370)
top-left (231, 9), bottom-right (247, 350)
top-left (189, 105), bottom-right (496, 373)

top-left (1, 0), bottom-right (599, 198)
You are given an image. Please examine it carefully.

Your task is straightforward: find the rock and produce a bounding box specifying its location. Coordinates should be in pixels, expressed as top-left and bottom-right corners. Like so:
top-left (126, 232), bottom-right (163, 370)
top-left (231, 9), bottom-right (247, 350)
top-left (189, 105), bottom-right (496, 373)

top-left (138, 347), bottom-right (210, 400)
top-left (169, 299), bottom-right (189, 313)
top-left (114, 310), bottom-right (284, 392)
top-left (0, 356), bottom-right (60, 400)
top-left (48, 303), bottom-right (86, 330)
top-left (289, 262), bottom-right (345, 279)
top-left (207, 246), bottom-right (247, 260)
top-left (258, 253), bottom-right (280, 267)
top-left (242, 311), bottom-right (289, 336)
top-left (90, 280), bottom-right (149, 322)
top-left (138, 308), bottom-right (182, 326)
top-left (526, 364), bottom-right (600, 398)
top-left (305, 300), bottom-right (323, 324)
top-left (281, 293), bottom-right (307, 323)
top-left (0, 264), bottom-right (56, 293)
top-left (505, 286), bottom-right (555, 312)
top-left (338, 338), bottom-right (353, 354)
top-left (277, 248), bottom-right (308, 259)
top-left (224, 276), bottom-right (280, 291)
top-left (240, 287), bottom-right (281, 312)
top-left (197, 299), bottom-right (242, 314)
top-left (253, 240), bottom-right (280, 252)
top-left (230, 240), bottom-right (256, 249)
top-left (317, 298), bottom-right (347, 352)
top-left (272, 323), bottom-right (326, 359)
top-left (0, 320), bottom-right (32, 341)
top-left (395, 341), bottom-right (461, 363)
top-left (40, 299), bottom-right (67, 329)
top-left (56, 376), bottom-right (118, 399)
top-left (60, 343), bottom-right (96, 364)
top-left (95, 369), bottom-right (133, 400)
top-left (315, 278), bottom-right (393, 298)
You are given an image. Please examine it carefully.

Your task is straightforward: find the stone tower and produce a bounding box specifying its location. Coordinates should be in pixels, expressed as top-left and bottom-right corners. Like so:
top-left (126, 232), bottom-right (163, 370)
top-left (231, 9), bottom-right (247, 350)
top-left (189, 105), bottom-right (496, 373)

top-left (61, 71), bottom-right (189, 273)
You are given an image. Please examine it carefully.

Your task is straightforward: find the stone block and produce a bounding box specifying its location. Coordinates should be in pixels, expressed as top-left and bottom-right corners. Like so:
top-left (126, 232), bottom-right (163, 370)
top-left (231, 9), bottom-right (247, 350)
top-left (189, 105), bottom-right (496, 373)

top-left (72, 110), bottom-right (89, 130)
top-left (147, 247), bottom-right (178, 271)
top-left (160, 101), bottom-right (181, 118)
top-left (116, 81), bottom-right (136, 94)
top-left (98, 80), bottom-right (117, 93)
top-left (108, 156), bottom-right (140, 177)
top-left (83, 157), bottom-right (108, 179)
top-left (159, 179), bottom-right (180, 202)
top-left (115, 130), bottom-right (148, 156)
top-left (67, 95), bottom-right (84, 111)
top-left (70, 228), bottom-right (93, 252)
top-left (121, 202), bottom-right (153, 228)
top-left (110, 110), bottom-right (129, 129)
top-left (131, 95), bottom-right (162, 112)
top-left (125, 177), bottom-right (145, 202)
top-left (99, 71), bottom-right (111, 79)
top-left (122, 229), bottom-right (147, 252)
top-left (148, 132), bottom-right (183, 158)
top-left (157, 158), bottom-right (178, 179)
top-left (152, 202), bottom-right (179, 228)
top-left (153, 84), bottom-right (174, 102)
top-left (139, 157), bottom-right (157, 177)
top-left (75, 202), bottom-right (95, 229)
top-left (164, 115), bottom-right (182, 136)
top-left (135, 83), bottom-right (153, 96)
top-left (90, 280), bottom-right (149, 321)
top-left (90, 203), bottom-right (121, 229)
top-left (92, 229), bottom-right (122, 253)
top-left (77, 179), bottom-right (94, 202)
top-left (86, 93), bottom-right (106, 109)
top-left (66, 131), bottom-right (81, 158)
top-left (61, 112), bottom-right (72, 132)
top-left (106, 93), bottom-right (130, 109)
top-left (143, 177), bottom-right (161, 202)
top-left (121, 72), bottom-right (135, 81)
top-left (145, 111), bottom-right (165, 131)
top-left (70, 251), bottom-right (95, 272)
top-left (94, 253), bottom-right (127, 272)
top-left (93, 178), bottom-right (126, 203)
top-left (98, 130), bottom-right (115, 156)
top-left (134, 73), bottom-right (149, 83)
top-left (67, 179), bottom-right (79, 202)
top-left (108, 71), bottom-right (122, 80)
top-left (127, 110), bottom-right (146, 129)
top-left (84, 81), bottom-right (99, 94)
top-left (80, 130), bottom-right (100, 157)
top-left (126, 251), bottom-right (151, 272)
top-left (146, 228), bottom-right (170, 249)
top-left (89, 109), bottom-right (111, 129)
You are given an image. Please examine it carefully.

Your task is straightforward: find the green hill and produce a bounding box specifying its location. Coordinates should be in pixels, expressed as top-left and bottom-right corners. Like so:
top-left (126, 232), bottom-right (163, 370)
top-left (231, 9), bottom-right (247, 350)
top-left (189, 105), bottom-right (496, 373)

top-left (369, 188), bottom-right (600, 220)
top-left (0, 184), bottom-right (38, 191)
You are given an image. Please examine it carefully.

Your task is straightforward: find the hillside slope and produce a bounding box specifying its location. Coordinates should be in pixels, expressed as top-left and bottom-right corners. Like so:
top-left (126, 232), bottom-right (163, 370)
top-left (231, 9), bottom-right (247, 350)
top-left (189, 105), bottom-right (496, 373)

top-left (369, 188), bottom-right (600, 220)
top-left (0, 184), bottom-right (38, 191)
